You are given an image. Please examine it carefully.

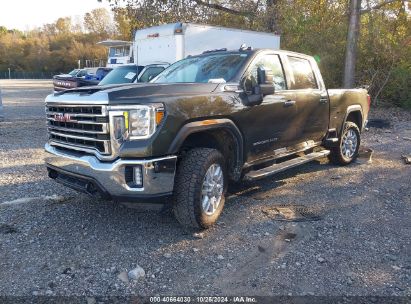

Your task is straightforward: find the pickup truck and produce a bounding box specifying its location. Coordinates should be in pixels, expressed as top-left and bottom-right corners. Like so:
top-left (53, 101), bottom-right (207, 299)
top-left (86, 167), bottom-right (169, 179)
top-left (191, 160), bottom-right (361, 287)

top-left (52, 68), bottom-right (112, 92)
top-left (45, 48), bottom-right (370, 229)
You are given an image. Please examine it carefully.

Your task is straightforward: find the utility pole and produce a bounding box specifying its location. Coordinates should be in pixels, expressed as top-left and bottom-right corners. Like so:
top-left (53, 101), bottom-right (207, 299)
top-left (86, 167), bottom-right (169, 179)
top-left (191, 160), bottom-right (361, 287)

top-left (8, 68), bottom-right (11, 79)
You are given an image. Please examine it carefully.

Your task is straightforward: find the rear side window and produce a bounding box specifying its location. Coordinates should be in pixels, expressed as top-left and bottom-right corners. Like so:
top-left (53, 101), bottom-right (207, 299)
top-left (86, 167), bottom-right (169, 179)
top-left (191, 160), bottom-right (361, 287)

top-left (288, 56), bottom-right (318, 90)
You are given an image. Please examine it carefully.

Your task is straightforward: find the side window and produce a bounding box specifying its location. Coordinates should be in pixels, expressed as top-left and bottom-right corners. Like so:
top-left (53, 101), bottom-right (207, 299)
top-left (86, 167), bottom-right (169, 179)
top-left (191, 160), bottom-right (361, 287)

top-left (248, 54), bottom-right (286, 91)
top-left (287, 56), bottom-right (318, 90)
top-left (139, 67), bottom-right (165, 82)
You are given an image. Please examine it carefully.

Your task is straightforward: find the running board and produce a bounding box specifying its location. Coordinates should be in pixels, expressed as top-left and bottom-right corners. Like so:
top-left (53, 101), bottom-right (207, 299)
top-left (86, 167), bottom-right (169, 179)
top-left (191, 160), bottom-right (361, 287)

top-left (244, 150), bottom-right (330, 181)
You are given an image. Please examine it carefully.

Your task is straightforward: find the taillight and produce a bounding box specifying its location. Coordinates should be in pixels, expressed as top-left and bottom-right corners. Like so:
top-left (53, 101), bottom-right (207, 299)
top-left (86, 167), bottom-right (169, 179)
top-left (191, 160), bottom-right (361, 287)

top-left (367, 95), bottom-right (371, 112)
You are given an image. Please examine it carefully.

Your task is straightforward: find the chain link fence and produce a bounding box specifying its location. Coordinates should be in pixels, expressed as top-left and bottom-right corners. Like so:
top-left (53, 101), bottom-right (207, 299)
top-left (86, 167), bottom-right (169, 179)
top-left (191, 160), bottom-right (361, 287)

top-left (0, 71), bottom-right (55, 79)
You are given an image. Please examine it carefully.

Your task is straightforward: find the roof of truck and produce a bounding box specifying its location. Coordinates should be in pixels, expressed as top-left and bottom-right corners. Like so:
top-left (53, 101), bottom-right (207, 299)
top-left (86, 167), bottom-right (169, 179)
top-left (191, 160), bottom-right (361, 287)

top-left (188, 48), bottom-right (314, 60)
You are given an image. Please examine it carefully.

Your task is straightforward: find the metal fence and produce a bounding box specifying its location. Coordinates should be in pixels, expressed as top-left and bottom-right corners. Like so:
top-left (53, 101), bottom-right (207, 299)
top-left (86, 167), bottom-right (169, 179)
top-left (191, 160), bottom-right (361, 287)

top-left (0, 71), bottom-right (54, 79)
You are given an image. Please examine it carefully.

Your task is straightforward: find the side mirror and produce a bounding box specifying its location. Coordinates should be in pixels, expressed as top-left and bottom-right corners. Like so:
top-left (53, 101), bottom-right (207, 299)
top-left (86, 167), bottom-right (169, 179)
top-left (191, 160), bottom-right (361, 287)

top-left (257, 67), bottom-right (275, 96)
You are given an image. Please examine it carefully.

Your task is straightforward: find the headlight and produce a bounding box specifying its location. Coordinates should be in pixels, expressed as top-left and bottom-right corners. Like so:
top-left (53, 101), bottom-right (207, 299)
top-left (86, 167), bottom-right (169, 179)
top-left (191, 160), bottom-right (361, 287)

top-left (109, 104), bottom-right (164, 141)
top-left (129, 106), bottom-right (155, 138)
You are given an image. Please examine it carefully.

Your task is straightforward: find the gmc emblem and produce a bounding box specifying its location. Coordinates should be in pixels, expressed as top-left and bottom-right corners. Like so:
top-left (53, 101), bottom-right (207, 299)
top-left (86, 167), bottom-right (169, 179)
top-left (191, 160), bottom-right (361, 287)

top-left (54, 113), bottom-right (73, 122)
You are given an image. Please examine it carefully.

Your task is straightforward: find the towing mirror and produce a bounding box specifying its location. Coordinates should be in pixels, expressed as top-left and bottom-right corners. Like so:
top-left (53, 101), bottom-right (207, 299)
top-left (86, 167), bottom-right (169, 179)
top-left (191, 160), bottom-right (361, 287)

top-left (257, 67), bottom-right (275, 96)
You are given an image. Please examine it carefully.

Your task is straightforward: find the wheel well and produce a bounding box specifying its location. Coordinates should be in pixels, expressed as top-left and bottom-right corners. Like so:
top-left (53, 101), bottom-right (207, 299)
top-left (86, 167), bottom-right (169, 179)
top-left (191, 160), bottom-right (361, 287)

top-left (179, 129), bottom-right (240, 181)
top-left (346, 111), bottom-right (362, 130)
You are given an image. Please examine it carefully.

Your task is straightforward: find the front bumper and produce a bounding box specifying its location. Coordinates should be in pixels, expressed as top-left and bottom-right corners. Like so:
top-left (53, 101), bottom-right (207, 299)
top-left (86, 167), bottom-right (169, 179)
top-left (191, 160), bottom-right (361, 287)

top-left (45, 143), bottom-right (177, 201)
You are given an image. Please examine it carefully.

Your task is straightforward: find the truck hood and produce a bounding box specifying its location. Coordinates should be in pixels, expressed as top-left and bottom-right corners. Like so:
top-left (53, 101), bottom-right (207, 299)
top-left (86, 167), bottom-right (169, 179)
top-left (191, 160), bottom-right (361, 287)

top-left (45, 83), bottom-right (221, 104)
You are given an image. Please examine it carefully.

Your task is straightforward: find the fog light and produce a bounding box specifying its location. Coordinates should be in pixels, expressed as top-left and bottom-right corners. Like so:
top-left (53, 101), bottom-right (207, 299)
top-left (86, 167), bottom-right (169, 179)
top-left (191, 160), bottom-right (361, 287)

top-left (133, 165), bottom-right (143, 187)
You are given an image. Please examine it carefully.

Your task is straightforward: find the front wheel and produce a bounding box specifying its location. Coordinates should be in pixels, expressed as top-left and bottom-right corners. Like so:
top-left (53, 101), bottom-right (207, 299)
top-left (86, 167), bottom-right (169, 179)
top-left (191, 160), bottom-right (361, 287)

top-left (329, 121), bottom-right (361, 165)
top-left (173, 148), bottom-right (227, 229)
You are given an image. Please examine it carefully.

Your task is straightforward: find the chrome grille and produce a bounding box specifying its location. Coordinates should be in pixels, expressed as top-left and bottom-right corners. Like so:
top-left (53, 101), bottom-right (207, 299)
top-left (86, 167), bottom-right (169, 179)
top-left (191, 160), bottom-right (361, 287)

top-left (46, 104), bottom-right (111, 157)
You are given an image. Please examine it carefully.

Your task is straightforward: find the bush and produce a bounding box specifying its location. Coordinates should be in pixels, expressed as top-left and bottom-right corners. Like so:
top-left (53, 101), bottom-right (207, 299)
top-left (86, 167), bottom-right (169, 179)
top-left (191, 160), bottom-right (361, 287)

top-left (380, 66), bottom-right (411, 109)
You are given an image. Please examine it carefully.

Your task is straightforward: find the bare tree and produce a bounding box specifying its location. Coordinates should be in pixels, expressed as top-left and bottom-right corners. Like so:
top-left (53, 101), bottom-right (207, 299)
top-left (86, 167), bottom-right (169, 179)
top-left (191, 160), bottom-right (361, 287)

top-left (343, 0), bottom-right (361, 88)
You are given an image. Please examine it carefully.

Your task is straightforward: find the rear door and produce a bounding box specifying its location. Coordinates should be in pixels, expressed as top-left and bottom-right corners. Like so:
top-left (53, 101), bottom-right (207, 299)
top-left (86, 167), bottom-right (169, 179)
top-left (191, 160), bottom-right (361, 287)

top-left (283, 55), bottom-right (329, 143)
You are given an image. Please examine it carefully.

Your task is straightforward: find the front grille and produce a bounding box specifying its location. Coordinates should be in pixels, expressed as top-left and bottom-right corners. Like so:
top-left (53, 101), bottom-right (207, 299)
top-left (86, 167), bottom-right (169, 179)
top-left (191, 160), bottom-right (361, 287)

top-left (46, 104), bottom-right (111, 157)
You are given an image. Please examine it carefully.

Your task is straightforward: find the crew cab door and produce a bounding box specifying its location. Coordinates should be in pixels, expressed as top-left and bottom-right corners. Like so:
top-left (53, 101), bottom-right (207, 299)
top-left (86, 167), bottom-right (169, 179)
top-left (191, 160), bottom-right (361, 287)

top-left (283, 55), bottom-right (329, 143)
top-left (238, 53), bottom-right (298, 163)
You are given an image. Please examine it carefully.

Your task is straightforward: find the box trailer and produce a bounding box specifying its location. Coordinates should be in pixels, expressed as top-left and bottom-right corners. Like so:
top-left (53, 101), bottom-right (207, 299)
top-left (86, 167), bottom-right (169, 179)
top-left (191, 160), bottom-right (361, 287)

top-left (133, 22), bottom-right (280, 66)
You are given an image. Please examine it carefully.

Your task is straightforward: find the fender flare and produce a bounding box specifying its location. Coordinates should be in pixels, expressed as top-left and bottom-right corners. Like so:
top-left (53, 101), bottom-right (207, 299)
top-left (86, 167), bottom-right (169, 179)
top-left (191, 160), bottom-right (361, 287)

top-left (341, 105), bottom-right (363, 135)
top-left (168, 119), bottom-right (244, 179)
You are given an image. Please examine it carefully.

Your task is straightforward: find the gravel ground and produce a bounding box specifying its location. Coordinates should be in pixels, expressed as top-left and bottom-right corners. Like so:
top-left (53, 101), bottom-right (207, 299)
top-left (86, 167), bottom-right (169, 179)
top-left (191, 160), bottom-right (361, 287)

top-left (0, 80), bottom-right (410, 298)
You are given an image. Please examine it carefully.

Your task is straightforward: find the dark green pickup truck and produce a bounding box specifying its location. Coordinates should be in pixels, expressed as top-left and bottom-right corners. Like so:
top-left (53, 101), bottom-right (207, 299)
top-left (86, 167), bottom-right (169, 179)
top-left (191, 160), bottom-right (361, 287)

top-left (45, 48), bottom-right (370, 229)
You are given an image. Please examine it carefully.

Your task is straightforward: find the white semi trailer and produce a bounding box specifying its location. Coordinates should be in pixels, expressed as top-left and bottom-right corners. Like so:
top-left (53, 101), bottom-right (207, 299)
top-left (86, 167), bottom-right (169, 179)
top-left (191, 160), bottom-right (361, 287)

top-left (133, 22), bottom-right (280, 66)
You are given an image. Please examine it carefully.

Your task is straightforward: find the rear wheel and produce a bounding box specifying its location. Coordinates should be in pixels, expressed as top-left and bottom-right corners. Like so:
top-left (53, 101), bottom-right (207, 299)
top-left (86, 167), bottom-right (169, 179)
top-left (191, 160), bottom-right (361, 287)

top-left (173, 148), bottom-right (227, 229)
top-left (329, 121), bottom-right (360, 165)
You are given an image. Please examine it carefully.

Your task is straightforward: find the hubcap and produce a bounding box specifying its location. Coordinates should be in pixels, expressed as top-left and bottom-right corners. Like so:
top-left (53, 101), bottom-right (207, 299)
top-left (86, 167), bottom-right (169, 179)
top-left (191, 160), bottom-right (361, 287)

top-left (341, 129), bottom-right (358, 159)
top-left (201, 163), bottom-right (224, 216)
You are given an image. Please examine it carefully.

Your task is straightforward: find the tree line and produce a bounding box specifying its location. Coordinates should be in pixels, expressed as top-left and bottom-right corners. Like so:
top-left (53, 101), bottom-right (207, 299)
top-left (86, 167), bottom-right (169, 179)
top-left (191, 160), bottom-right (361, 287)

top-left (1, 1), bottom-right (410, 108)
top-left (0, 8), bottom-right (117, 75)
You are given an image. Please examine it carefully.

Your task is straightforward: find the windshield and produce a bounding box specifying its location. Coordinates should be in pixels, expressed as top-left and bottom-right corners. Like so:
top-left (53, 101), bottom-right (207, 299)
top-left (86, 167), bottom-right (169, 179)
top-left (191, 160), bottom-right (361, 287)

top-left (99, 65), bottom-right (144, 85)
top-left (152, 53), bottom-right (249, 83)
top-left (68, 69), bottom-right (80, 76)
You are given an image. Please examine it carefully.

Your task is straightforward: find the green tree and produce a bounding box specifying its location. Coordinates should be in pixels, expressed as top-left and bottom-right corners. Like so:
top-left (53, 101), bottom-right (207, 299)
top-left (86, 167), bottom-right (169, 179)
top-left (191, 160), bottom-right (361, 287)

top-left (84, 8), bottom-right (114, 37)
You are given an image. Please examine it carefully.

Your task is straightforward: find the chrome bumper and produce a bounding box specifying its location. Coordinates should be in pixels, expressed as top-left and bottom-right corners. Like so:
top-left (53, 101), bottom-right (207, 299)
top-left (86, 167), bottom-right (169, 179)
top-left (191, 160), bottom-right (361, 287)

top-left (45, 143), bottom-right (177, 199)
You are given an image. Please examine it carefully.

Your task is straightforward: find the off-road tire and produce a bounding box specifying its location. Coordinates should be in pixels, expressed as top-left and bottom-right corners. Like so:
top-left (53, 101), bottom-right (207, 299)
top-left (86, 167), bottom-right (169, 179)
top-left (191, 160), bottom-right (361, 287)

top-left (173, 148), bottom-right (227, 229)
top-left (329, 121), bottom-right (361, 166)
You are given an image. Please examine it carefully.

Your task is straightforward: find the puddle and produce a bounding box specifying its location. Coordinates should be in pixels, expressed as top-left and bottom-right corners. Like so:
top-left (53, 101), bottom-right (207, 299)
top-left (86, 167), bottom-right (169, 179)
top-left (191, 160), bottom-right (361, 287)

top-left (262, 205), bottom-right (322, 222)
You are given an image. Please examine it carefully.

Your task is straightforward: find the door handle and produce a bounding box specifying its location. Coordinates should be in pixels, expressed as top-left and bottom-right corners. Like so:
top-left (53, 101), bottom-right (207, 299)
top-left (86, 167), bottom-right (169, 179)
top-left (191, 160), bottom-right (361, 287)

top-left (320, 98), bottom-right (328, 104)
top-left (283, 100), bottom-right (296, 107)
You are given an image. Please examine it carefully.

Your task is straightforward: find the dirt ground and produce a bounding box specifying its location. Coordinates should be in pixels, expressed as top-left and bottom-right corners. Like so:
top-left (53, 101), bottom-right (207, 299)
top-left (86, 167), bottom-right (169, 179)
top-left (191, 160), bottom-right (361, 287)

top-left (0, 80), bottom-right (410, 299)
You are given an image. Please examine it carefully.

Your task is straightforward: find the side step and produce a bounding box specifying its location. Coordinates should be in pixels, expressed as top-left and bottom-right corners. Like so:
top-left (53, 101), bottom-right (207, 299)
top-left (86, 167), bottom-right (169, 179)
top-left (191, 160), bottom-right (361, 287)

top-left (244, 150), bottom-right (330, 181)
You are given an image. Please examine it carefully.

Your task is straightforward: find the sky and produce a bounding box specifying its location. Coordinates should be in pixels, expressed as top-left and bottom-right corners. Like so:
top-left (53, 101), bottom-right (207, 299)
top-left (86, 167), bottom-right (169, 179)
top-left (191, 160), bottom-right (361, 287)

top-left (0, 0), bottom-right (113, 31)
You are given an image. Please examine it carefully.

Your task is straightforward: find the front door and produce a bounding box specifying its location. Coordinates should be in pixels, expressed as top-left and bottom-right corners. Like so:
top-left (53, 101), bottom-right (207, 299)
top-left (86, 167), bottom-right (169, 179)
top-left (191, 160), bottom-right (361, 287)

top-left (236, 53), bottom-right (298, 164)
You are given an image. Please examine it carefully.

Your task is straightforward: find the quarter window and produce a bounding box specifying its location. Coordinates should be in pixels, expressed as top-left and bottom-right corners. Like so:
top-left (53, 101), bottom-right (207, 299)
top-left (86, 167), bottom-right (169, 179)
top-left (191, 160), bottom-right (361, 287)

top-left (287, 56), bottom-right (318, 90)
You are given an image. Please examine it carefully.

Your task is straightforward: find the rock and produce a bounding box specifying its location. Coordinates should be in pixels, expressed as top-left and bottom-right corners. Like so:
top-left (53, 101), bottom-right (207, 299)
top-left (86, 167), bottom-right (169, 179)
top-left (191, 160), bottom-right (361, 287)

top-left (117, 271), bottom-right (129, 283)
top-left (296, 262), bottom-right (301, 266)
top-left (193, 232), bottom-right (205, 239)
top-left (279, 225), bottom-right (285, 231)
top-left (217, 255), bottom-right (224, 260)
top-left (392, 265), bottom-right (401, 270)
top-left (128, 266), bottom-right (145, 281)
top-left (86, 297), bottom-right (96, 304)
top-left (317, 257), bottom-right (325, 263)
top-left (32, 291), bottom-right (39, 296)
top-left (193, 248), bottom-right (199, 252)
top-left (264, 232), bottom-right (270, 236)
top-left (227, 263), bottom-right (232, 268)
top-left (281, 263), bottom-right (286, 269)
top-left (401, 155), bottom-right (411, 164)
top-left (386, 254), bottom-right (398, 262)
top-left (164, 253), bottom-right (172, 258)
